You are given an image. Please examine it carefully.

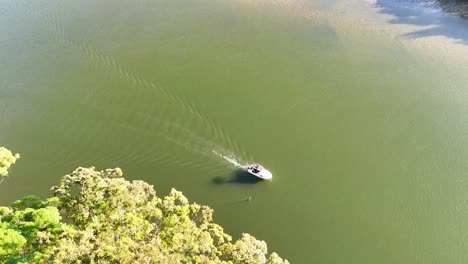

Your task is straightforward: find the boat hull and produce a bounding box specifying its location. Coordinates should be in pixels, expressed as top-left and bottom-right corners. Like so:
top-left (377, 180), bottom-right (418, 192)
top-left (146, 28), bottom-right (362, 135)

top-left (247, 168), bottom-right (272, 180)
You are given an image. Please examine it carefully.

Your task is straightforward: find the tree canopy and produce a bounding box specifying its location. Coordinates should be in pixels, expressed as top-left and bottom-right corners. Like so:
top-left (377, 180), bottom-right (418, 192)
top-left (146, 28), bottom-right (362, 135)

top-left (0, 147), bottom-right (20, 177)
top-left (0, 167), bottom-right (289, 263)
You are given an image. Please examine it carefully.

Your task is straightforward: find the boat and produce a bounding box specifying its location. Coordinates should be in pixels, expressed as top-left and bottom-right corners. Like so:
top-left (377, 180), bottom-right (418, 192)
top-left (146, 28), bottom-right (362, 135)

top-left (246, 163), bottom-right (272, 180)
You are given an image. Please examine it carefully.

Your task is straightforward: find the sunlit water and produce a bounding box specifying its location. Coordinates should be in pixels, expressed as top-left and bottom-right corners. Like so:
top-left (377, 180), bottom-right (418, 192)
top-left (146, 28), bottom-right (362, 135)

top-left (1, 0), bottom-right (467, 262)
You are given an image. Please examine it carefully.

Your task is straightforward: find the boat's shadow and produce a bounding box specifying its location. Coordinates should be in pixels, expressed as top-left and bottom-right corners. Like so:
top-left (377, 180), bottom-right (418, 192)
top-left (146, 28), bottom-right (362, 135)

top-left (212, 168), bottom-right (263, 185)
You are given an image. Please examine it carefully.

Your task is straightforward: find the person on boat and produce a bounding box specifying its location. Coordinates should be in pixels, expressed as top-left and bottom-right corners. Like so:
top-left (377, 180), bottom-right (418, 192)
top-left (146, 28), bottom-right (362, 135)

top-left (252, 164), bottom-right (260, 173)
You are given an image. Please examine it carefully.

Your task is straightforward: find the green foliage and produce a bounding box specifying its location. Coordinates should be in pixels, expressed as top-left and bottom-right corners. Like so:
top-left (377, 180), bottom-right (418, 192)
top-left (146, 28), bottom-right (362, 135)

top-left (0, 196), bottom-right (67, 263)
top-left (0, 147), bottom-right (20, 177)
top-left (0, 224), bottom-right (26, 262)
top-left (11, 195), bottom-right (47, 211)
top-left (1, 167), bottom-right (289, 263)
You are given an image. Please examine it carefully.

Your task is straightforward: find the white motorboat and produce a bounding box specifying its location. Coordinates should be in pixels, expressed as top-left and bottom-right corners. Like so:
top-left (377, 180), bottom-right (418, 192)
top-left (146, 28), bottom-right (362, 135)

top-left (246, 163), bottom-right (272, 180)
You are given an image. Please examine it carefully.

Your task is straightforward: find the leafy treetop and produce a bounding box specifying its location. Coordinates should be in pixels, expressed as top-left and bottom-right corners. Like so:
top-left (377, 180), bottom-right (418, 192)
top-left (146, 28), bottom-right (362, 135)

top-left (0, 147), bottom-right (20, 177)
top-left (0, 167), bottom-right (289, 264)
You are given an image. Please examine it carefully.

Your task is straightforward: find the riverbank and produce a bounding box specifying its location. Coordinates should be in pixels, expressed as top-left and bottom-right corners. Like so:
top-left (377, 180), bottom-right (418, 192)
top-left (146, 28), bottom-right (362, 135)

top-left (438, 0), bottom-right (468, 18)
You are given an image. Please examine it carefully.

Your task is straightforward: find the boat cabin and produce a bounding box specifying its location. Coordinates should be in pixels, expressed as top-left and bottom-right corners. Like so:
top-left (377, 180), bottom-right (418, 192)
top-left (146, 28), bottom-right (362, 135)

top-left (248, 163), bottom-right (263, 173)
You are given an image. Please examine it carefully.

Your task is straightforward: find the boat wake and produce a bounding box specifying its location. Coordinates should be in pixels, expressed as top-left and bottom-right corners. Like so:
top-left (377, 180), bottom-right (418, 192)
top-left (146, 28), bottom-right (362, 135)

top-left (21, 4), bottom-right (256, 170)
top-left (212, 150), bottom-right (250, 169)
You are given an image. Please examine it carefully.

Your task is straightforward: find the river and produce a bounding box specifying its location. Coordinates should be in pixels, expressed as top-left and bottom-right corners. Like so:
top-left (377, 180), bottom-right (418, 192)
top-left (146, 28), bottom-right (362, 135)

top-left (1, 0), bottom-right (467, 262)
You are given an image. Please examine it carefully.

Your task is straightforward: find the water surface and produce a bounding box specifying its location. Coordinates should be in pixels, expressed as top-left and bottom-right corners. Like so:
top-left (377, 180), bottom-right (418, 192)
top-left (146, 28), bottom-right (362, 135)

top-left (1, 0), bottom-right (467, 262)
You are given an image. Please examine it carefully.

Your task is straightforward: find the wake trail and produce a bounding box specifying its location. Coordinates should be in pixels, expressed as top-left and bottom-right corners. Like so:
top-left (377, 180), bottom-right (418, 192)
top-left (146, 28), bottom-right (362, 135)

top-left (212, 150), bottom-right (251, 169)
top-left (41, 8), bottom-right (253, 170)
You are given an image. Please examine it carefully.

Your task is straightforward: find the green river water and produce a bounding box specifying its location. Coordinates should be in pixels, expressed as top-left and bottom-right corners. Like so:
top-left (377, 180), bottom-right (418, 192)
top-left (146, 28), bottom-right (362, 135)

top-left (1, 0), bottom-right (468, 262)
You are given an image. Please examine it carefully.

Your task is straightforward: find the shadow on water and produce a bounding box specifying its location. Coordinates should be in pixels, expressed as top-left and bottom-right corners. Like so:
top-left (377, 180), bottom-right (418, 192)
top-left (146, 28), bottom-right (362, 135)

top-left (212, 168), bottom-right (264, 185)
top-left (374, 0), bottom-right (468, 45)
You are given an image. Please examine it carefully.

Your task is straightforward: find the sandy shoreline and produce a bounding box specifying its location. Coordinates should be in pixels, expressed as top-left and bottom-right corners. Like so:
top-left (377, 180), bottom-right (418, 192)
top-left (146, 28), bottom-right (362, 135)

top-left (232, 0), bottom-right (468, 74)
